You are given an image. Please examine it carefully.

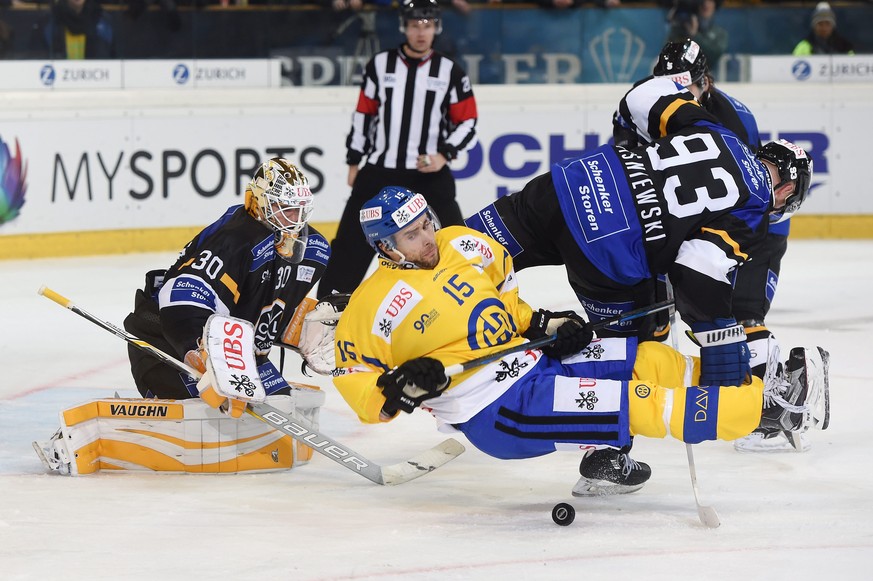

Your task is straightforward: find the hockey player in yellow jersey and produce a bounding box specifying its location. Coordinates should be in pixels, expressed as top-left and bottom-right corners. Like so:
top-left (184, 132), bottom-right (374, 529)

top-left (333, 187), bottom-right (829, 494)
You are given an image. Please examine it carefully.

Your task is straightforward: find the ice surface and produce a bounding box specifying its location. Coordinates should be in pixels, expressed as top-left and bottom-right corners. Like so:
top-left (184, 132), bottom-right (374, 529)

top-left (1, 241), bottom-right (871, 580)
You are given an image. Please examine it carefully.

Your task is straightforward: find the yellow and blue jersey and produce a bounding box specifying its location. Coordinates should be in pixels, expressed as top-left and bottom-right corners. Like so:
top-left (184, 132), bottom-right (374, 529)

top-left (333, 225), bottom-right (534, 424)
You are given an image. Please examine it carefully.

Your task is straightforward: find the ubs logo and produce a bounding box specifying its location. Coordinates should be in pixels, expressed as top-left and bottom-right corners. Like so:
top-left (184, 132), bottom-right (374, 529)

top-left (39, 65), bottom-right (56, 86)
top-left (173, 64), bottom-right (190, 85)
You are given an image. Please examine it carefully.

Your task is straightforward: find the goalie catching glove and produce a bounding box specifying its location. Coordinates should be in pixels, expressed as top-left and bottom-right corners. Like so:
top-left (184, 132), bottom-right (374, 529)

top-left (196, 314), bottom-right (267, 418)
top-left (523, 309), bottom-right (594, 359)
top-left (377, 357), bottom-right (451, 418)
top-left (296, 293), bottom-right (351, 375)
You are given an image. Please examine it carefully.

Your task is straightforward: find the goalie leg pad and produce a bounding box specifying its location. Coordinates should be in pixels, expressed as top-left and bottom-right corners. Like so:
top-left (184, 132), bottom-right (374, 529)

top-left (34, 393), bottom-right (323, 475)
top-left (199, 315), bottom-right (267, 417)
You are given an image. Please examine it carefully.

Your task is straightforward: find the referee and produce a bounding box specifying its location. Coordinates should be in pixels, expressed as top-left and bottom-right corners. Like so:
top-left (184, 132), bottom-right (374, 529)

top-left (318, 0), bottom-right (478, 296)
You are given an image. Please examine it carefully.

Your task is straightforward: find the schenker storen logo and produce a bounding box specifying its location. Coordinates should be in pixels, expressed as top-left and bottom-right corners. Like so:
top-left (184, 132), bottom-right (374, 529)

top-left (0, 135), bottom-right (28, 227)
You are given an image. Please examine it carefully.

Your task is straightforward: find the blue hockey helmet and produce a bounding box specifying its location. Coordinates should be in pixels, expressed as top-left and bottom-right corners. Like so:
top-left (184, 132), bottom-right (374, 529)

top-left (757, 139), bottom-right (813, 224)
top-left (360, 186), bottom-right (440, 265)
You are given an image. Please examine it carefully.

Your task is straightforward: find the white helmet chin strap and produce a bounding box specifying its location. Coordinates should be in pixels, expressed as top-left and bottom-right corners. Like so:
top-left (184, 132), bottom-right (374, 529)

top-left (378, 240), bottom-right (418, 269)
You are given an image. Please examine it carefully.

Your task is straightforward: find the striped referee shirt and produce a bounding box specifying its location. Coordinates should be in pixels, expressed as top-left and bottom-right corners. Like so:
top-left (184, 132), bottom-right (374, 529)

top-left (346, 45), bottom-right (478, 169)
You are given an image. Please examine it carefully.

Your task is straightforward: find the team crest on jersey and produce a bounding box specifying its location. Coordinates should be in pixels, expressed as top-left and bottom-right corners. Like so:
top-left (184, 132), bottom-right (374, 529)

top-left (451, 235), bottom-right (495, 267)
top-left (467, 298), bottom-right (514, 350)
top-left (254, 300), bottom-right (286, 355)
top-left (553, 377), bottom-right (622, 413)
top-left (562, 338), bottom-right (627, 364)
top-left (372, 280), bottom-right (423, 343)
top-left (634, 383), bottom-right (651, 399)
top-left (494, 357), bottom-right (528, 382)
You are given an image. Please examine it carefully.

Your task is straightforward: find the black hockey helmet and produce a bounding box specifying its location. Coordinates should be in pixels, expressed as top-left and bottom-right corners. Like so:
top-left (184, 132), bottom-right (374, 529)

top-left (653, 39), bottom-right (709, 88)
top-left (399, 0), bottom-right (442, 34)
top-left (756, 139), bottom-right (813, 223)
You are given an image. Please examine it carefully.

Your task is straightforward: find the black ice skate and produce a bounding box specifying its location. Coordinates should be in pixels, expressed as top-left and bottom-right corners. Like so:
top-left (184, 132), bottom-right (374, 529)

top-left (572, 446), bottom-right (651, 496)
top-left (736, 346), bottom-right (830, 453)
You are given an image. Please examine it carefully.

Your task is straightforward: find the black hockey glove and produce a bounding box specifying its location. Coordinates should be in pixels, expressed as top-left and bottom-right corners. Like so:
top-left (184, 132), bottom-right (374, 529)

top-left (377, 357), bottom-right (451, 415)
top-left (524, 309), bottom-right (594, 360)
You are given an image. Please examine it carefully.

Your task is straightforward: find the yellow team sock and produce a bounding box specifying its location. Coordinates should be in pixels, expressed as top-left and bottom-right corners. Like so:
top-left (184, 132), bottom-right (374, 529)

top-left (628, 342), bottom-right (764, 443)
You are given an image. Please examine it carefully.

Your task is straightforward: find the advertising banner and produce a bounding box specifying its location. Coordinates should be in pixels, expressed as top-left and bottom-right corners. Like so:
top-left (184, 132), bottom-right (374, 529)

top-left (0, 60), bottom-right (283, 91)
top-left (0, 83), bottom-right (868, 245)
top-left (750, 56), bottom-right (873, 83)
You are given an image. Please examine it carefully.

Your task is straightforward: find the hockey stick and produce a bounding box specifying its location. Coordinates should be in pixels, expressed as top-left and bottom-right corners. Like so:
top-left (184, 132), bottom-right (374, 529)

top-left (37, 285), bottom-right (465, 486)
top-left (663, 277), bottom-right (721, 529)
top-left (442, 299), bottom-right (674, 377)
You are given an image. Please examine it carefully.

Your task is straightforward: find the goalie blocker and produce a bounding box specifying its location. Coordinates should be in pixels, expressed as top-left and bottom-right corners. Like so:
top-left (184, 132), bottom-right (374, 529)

top-left (34, 387), bottom-right (325, 476)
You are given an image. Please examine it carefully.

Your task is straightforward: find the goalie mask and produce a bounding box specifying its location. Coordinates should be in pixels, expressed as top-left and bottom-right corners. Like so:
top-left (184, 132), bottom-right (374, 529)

top-left (245, 158), bottom-right (314, 263)
top-left (360, 186), bottom-right (440, 269)
top-left (653, 39), bottom-right (709, 90)
top-left (757, 139), bottom-right (813, 224)
top-left (399, 0), bottom-right (442, 34)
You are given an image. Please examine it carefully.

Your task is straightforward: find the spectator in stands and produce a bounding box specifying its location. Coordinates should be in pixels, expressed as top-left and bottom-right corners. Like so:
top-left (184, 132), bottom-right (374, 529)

top-left (793, 2), bottom-right (854, 56)
top-left (666, 0), bottom-right (727, 74)
top-left (331, 0), bottom-right (391, 12)
top-left (0, 18), bottom-right (11, 60)
top-left (537, 0), bottom-right (621, 8)
top-left (35, 0), bottom-right (116, 59)
top-left (126, 0), bottom-right (181, 33)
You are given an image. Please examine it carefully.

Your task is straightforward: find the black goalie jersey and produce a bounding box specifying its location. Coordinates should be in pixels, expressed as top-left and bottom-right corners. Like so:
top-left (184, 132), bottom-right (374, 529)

top-left (124, 205), bottom-right (329, 398)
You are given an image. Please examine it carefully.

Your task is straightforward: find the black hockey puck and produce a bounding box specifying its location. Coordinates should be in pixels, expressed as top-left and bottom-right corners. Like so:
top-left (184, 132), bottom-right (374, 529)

top-left (551, 502), bottom-right (575, 526)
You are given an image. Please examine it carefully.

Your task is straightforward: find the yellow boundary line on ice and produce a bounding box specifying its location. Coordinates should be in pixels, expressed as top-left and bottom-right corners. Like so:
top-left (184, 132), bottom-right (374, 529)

top-left (0, 217), bottom-right (871, 261)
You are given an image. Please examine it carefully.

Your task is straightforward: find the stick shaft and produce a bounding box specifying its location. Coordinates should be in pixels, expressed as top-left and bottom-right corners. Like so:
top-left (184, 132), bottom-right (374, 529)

top-left (37, 285), bottom-right (462, 485)
top-left (663, 278), bottom-right (721, 528)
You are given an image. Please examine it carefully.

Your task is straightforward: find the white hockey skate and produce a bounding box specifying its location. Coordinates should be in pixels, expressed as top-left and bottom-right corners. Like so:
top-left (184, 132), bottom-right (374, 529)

top-left (735, 346), bottom-right (830, 453)
top-left (32, 428), bottom-right (73, 475)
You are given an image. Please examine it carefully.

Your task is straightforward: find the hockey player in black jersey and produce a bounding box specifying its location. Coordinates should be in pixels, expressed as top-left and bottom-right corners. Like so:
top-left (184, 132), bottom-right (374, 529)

top-left (123, 158), bottom-right (331, 401)
top-left (615, 40), bottom-right (800, 452)
top-left (466, 76), bottom-right (812, 489)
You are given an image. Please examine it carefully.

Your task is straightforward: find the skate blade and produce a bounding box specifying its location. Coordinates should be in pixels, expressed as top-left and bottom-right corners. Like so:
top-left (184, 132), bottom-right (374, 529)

top-left (814, 346), bottom-right (830, 431)
top-left (32, 440), bottom-right (56, 471)
top-left (571, 476), bottom-right (644, 497)
top-left (784, 430), bottom-right (811, 452)
top-left (734, 431), bottom-right (811, 453)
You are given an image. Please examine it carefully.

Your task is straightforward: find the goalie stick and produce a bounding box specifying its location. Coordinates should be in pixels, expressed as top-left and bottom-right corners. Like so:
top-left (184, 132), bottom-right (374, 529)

top-left (37, 285), bottom-right (465, 486)
top-left (664, 277), bottom-right (721, 529)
